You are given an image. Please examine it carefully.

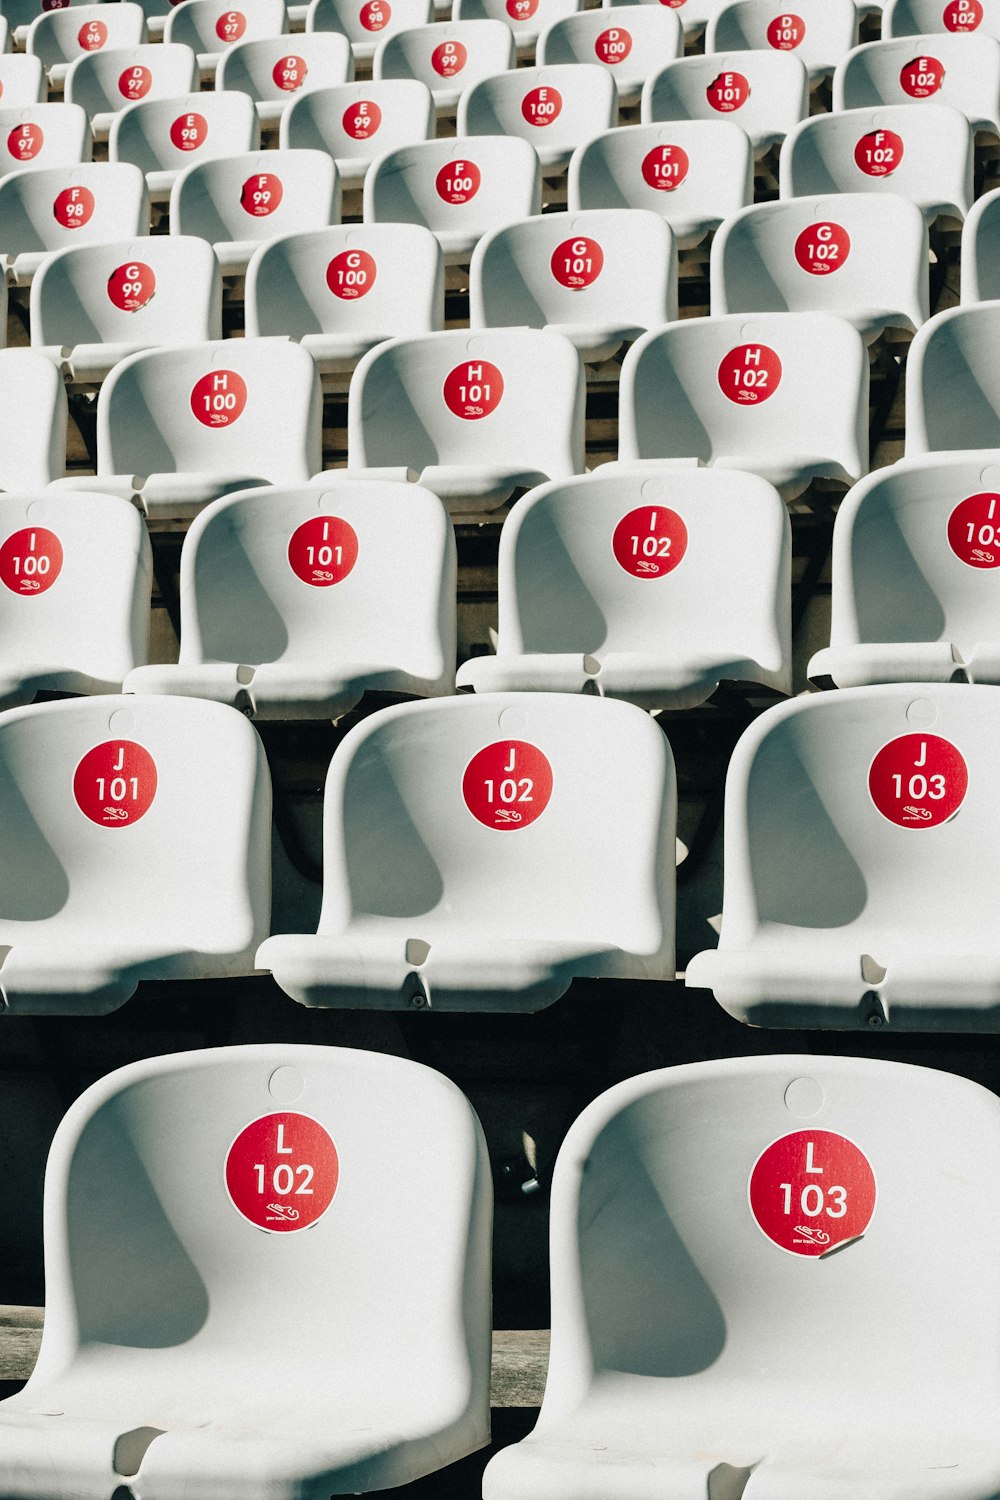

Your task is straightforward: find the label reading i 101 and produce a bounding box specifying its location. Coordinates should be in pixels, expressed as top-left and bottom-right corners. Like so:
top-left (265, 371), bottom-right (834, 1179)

top-left (287, 515), bottom-right (359, 587)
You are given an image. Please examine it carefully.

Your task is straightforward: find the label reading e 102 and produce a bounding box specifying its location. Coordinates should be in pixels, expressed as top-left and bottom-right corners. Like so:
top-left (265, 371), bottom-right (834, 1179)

top-left (226, 1112), bottom-right (339, 1233)
top-left (463, 740), bottom-right (553, 829)
top-left (190, 369), bottom-right (248, 428)
top-left (900, 54), bottom-right (944, 97)
top-left (642, 143), bottom-right (689, 191)
top-left (948, 491), bottom-right (1000, 568)
top-left (612, 505), bottom-right (688, 578)
top-left (287, 514), bottom-right (359, 587)
top-left (443, 359), bottom-right (503, 420)
top-left (718, 343), bottom-right (782, 405)
top-left (74, 740), bottom-right (157, 827)
top-left (749, 1130), bottom-right (877, 1257)
top-left (868, 733), bottom-right (968, 828)
top-left (0, 526), bottom-right (63, 595)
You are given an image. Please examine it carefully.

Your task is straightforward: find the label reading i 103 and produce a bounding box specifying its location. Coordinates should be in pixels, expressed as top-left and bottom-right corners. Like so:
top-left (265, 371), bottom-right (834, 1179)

top-left (463, 740), bottom-right (553, 829)
top-left (749, 1130), bottom-right (877, 1257)
top-left (287, 515), bottom-right (359, 587)
top-left (443, 360), bottom-right (503, 420)
top-left (74, 740), bottom-right (158, 827)
top-left (868, 733), bottom-right (968, 828)
top-left (612, 506), bottom-right (688, 578)
top-left (0, 526), bottom-right (63, 595)
top-left (947, 491), bottom-right (1000, 568)
top-left (718, 344), bottom-right (782, 405)
top-left (226, 1112), bottom-right (339, 1232)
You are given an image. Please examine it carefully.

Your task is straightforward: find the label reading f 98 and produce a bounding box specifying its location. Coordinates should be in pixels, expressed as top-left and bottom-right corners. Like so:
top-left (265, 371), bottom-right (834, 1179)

top-left (463, 740), bottom-right (553, 829)
top-left (749, 1130), bottom-right (877, 1256)
top-left (868, 733), bottom-right (968, 827)
top-left (226, 1112), bottom-right (339, 1232)
top-left (53, 186), bottom-right (95, 229)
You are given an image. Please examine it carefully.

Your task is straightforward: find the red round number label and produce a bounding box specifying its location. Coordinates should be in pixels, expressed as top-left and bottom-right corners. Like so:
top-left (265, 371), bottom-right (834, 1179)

top-left (241, 172), bottom-right (282, 217)
top-left (53, 186), bottom-right (95, 229)
top-left (43, 0), bottom-right (71, 9)
top-left (8, 124), bottom-right (43, 162)
top-left (343, 99), bottom-right (381, 138)
top-left (226, 1113), bottom-right (339, 1233)
top-left (707, 70), bottom-right (749, 112)
top-left (521, 85), bottom-right (562, 126)
top-left (78, 18), bottom-right (107, 49)
top-left (507, 0), bottom-right (537, 17)
top-left (432, 39), bottom-right (467, 75)
top-left (854, 128), bottom-right (904, 177)
top-left (948, 491), bottom-right (1000, 568)
top-left (74, 741), bottom-right (157, 828)
top-left (443, 359), bottom-right (503, 420)
top-left (0, 526), bottom-right (63, 596)
top-left (794, 221), bottom-right (850, 276)
top-left (288, 515), bottom-right (358, 586)
top-left (119, 64), bottom-right (152, 100)
top-left (360, 0), bottom-right (390, 29)
top-left (868, 733), bottom-right (968, 828)
top-left (767, 11), bottom-right (804, 48)
top-left (463, 741), bottom-right (553, 830)
top-left (273, 54), bottom-right (308, 90)
top-left (613, 506), bottom-right (687, 579)
top-left (170, 111), bottom-right (208, 151)
top-left (190, 369), bottom-right (248, 428)
top-left (550, 236), bottom-right (604, 289)
top-left (216, 9), bottom-right (246, 40)
top-left (326, 248), bottom-right (377, 300)
top-left (718, 344), bottom-right (782, 405)
top-left (749, 1131), bottom-right (877, 1257)
top-left (945, 0), bottom-right (983, 29)
top-left (900, 54), bottom-right (944, 97)
top-left (595, 26), bottom-right (632, 63)
top-left (436, 158), bottom-right (481, 203)
top-left (107, 260), bottom-right (156, 312)
top-left (642, 143), bottom-right (689, 191)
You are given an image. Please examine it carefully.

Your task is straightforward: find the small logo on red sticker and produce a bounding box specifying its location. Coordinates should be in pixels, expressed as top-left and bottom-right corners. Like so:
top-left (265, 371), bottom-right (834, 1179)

top-left (107, 261), bottom-right (156, 313)
top-left (550, 235), bottom-right (604, 289)
top-left (240, 172), bottom-right (283, 217)
top-left (326, 248), bottom-right (377, 300)
top-left (595, 25), bottom-right (632, 63)
top-left (749, 1130), bottom-right (877, 1257)
top-left (855, 127), bottom-right (904, 177)
top-left (443, 359), bottom-right (503, 420)
top-left (718, 344), bottom-right (781, 405)
top-left (0, 526), bottom-right (63, 595)
top-left (190, 369), bottom-right (248, 428)
top-left (53, 186), bottom-right (95, 229)
top-left (507, 0), bottom-right (537, 17)
top-left (900, 54), bottom-right (944, 97)
top-left (74, 740), bottom-right (157, 827)
top-left (432, 39), bottom-right (467, 75)
top-left (287, 514), bottom-right (358, 587)
top-left (794, 221), bottom-right (850, 276)
top-left (948, 491), bottom-right (1000, 568)
top-left (342, 99), bottom-right (381, 138)
top-left (170, 111), bottom-right (208, 151)
top-left (226, 1112), bottom-right (339, 1233)
top-left (7, 123), bottom-right (43, 162)
top-left (360, 0), bottom-right (390, 30)
top-left (707, 70), bottom-right (749, 112)
top-left (118, 64), bottom-right (152, 100)
top-left (463, 740), bottom-right (553, 829)
top-left (77, 18), bottom-right (107, 49)
top-left (435, 158), bottom-right (481, 203)
top-left (273, 54), bottom-right (308, 90)
top-left (944, 0), bottom-right (983, 28)
top-left (869, 733), bottom-right (968, 827)
top-left (613, 505), bottom-right (688, 578)
top-left (521, 85), bottom-right (562, 126)
top-left (766, 11), bottom-right (804, 48)
top-left (641, 143), bottom-right (689, 191)
top-left (216, 8), bottom-right (246, 40)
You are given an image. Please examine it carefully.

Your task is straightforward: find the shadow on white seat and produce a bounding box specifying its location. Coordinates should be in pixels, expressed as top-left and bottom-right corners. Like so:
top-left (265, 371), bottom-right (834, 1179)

top-left (216, 32), bottom-right (355, 128)
top-left (834, 32), bottom-right (1000, 136)
top-left (0, 101), bottom-right (89, 172)
top-left (960, 182), bottom-right (1000, 299)
top-left (538, 5), bottom-right (684, 106)
top-left (642, 48), bottom-right (809, 153)
top-left (110, 89), bottom-right (260, 203)
top-left (885, 0), bottom-right (1000, 36)
top-left (458, 63), bottom-right (616, 173)
top-left (0, 160), bottom-right (149, 286)
top-left (0, 349), bottom-right (66, 487)
top-left (306, 0), bottom-right (434, 64)
top-left (28, 2), bottom-right (145, 87)
top-left (707, 0), bottom-right (860, 80)
top-left (65, 41), bottom-right (198, 141)
top-left (280, 77), bottom-right (434, 187)
top-left (0, 52), bottom-right (47, 107)
top-left (163, 0), bottom-right (287, 81)
top-left (906, 303), bottom-right (1000, 454)
top-left (375, 18), bottom-right (515, 113)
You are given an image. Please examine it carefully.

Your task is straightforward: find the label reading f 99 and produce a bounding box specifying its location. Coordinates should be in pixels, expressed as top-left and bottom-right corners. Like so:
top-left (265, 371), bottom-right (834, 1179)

top-left (190, 369), bottom-right (247, 428)
top-left (226, 1112), bottom-right (339, 1232)
top-left (948, 491), bottom-right (1000, 567)
top-left (443, 359), bottom-right (503, 419)
top-left (749, 1130), bottom-right (877, 1256)
top-left (0, 526), bottom-right (63, 595)
top-left (287, 514), bottom-right (358, 586)
top-left (869, 733), bottom-right (968, 827)
top-left (718, 343), bottom-right (782, 405)
top-left (613, 506), bottom-right (687, 578)
top-left (74, 740), bottom-right (157, 827)
top-left (463, 740), bottom-right (553, 829)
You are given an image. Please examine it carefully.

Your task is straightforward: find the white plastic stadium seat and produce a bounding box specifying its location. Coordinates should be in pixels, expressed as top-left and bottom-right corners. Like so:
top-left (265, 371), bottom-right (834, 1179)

top-left (163, 0), bottom-right (287, 80)
top-left (56, 338), bottom-right (322, 520)
top-left (834, 33), bottom-right (1000, 136)
top-left (306, 0), bottom-right (434, 64)
top-left (885, 0), bottom-right (1000, 38)
top-left (458, 64), bottom-right (616, 173)
top-left (4, 0), bottom-right (90, 48)
top-left (906, 303), bottom-right (1000, 455)
top-left (110, 90), bottom-right (260, 204)
top-left (28, 2), bottom-right (145, 88)
top-left (0, 490), bottom-right (151, 709)
top-left (0, 350), bottom-right (66, 488)
top-left (687, 684), bottom-right (1000, 1029)
top-left (216, 34), bottom-right (355, 129)
top-left (454, 0), bottom-right (581, 55)
top-left (779, 102), bottom-right (975, 222)
top-left (347, 327), bottom-right (585, 512)
top-left (484, 1054), bottom-right (1000, 1495)
top-left (961, 183), bottom-right (1000, 300)
top-left (258, 694), bottom-right (676, 1010)
top-left (711, 195), bottom-right (929, 340)
top-left (0, 1043), bottom-right (492, 1491)
top-left (245, 223), bottom-right (443, 375)
top-left (457, 466), bottom-right (790, 709)
top-left (0, 52), bottom-right (46, 108)
top-left (537, 6), bottom-right (684, 105)
top-left (31, 235), bottom-right (222, 384)
top-left (470, 209), bottom-right (677, 363)
top-left (619, 311), bottom-right (869, 497)
top-left (375, 19), bottom-right (515, 113)
top-left (708, 0), bottom-right (859, 81)
top-left (0, 102), bottom-right (88, 172)
top-left (128, 0), bottom-right (179, 42)
top-left (364, 135), bottom-right (541, 262)
top-left (125, 480), bottom-right (456, 718)
top-left (64, 42), bottom-right (198, 142)
top-left (0, 161), bottom-right (148, 287)
top-left (642, 49), bottom-right (809, 153)
top-left (281, 79), bottom-right (434, 188)
top-left (171, 147), bottom-right (339, 277)
top-left (0, 694), bottom-right (269, 1014)
top-left (809, 452), bottom-right (1000, 688)
top-left (605, 0), bottom-right (722, 39)
top-left (569, 119), bottom-right (754, 250)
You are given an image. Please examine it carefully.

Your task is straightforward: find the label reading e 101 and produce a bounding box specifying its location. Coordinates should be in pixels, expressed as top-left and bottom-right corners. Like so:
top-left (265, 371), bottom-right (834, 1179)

top-left (287, 514), bottom-right (359, 587)
top-left (53, 185), bottom-right (95, 230)
top-left (612, 505), bottom-right (688, 578)
top-left (868, 733), bottom-right (968, 828)
top-left (706, 70), bottom-right (750, 112)
top-left (118, 64), bottom-right (152, 100)
top-left (326, 248), bottom-right (377, 300)
top-left (718, 343), bottom-right (782, 405)
top-left (432, 39), bottom-right (467, 75)
top-left (0, 526), bottom-right (63, 595)
top-left (595, 26), bottom-right (632, 63)
top-left (436, 158), bottom-right (481, 203)
top-left (273, 54), bottom-right (308, 90)
top-left (443, 359), bottom-right (503, 420)
top-left (226, 1112), bottom-right (339, 1233)
top-left (794, 221), bottom-right (850, 276)
top-left (463, 740), bottom-right (553, 829)
top-left (945, 0), bottom-right (983, 28)
top-left (215, 8), bottom-right (246, 40)
top-left (521, 85), bottom-right (562, 126)
top-left (107, 260), bottom-right (156, 312)
top-left (854, 128), bottom-right (904, 177)
top-left (948, 491), bottom-right (1000, 568)
top-left (642, 143), bottom-right (689, 191)
top-left (74, 740), bottom-right (157, 827)
top-left (767, 11), bottom-right (804, 47)
top-left (7, 123), bottom-right (43, 162)
top-left (240, 172), bottom-right (283, 217)
top-left (190, 369), bottom-right (248, 428)
top-left (550, 236), bottom-right (603, 289)
top-left (749, 1130), bottom-right (877, 1257)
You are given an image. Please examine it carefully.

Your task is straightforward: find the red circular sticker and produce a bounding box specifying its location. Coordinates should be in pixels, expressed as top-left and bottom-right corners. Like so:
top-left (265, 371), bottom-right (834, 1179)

top-left (240, 172), bottom-right (283, 216)
top-left (435, 158), bottom-right (481, 203)
top-left (869, 733), bottom-right (968, 827)
top-left (360, 0), bottom-right (391, 29)
top-left (945, 0), bottom-right (983, 28)
top-left (73, 740), bottom-right (157, 827)
top-left (854, 127), bottom-right (904, 177)
top-left (326, 247), bottom-right (377, 300)
top-left (507, 0), bottom-right (537, 16)
top-left (432, 39), bottom-right (467, 75)
top-left (794, 221), bottom-right (851, 276)
top-left (215, 8), bottom-right (247, 41)
top-left (226, 1112), bottom-right (339, 1233)
top-left (900, 54), bottom-right (944, 97)
top-left (707, 69), bottom-right (749, 112)
top-left (190, 369), bottom-right (248, 428)
top-left (107, 260), bottom-right (156, 313)
top-left (641, 142), bottom-right (689, 191)
top-left (343, 99), bottom-right (382, 138)
top-left (443, 359), bottom-right (503, 419)
top-left (718, 343), bottom-right (782, 405)
top-left (118, 64), bottom-right (152, 100)
top-left (0, 526), bottom-right (63, 595)
top-left (663, 0), bottom-right (686, 6)
top-left (77, 18), bottom-right (107, 49)
top-left (7, 123), bottom-right (43, 162)
top-left (595, 25), bottom-right (632, 63)
top-left (170, 111), bottom-right (208, 151)
top-left (521, 85), bottom-right (562, 126)
top-left (463, 740), bottom-right (553, 829)
top-left (767, 11), bottom-right (804, 48)
top-left (43, 0), bottom-right (70, 9)
top-left (749, 1130), bottom-right (877, 1257)
top-left (550, 235), bottom-right (604, 289)
top-left (53, 186), bottom-right (95, 229)
top-left (287, 514), bottom-right (359, 587)
top-left (273, 53), bottom-right (308, 90)
top-left (612, 505), bottom-right (687, 579)
top-left (948, 491), bottom-right (1000, 568)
